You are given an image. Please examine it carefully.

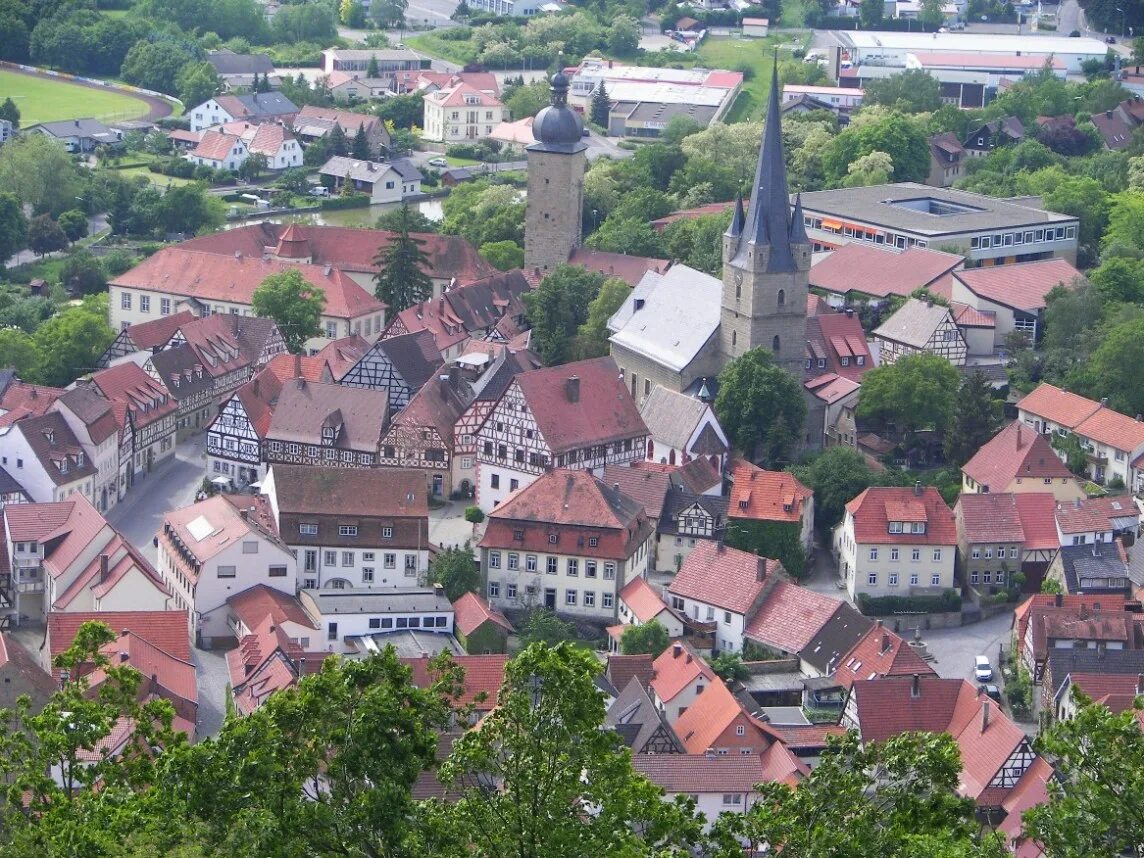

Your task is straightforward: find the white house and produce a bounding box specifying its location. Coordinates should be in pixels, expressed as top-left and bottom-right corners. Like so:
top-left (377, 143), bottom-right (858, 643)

top-left (639, 386), bottom-right (729, 473)
top-left (667, 541), bottom-right (783, 655)
top-left (832, 485), bottom-right (958, 602)
top-left (298, 587), bottom-right (455, 654)
top-left (220, 121), bottom-right (303, 171)
top-left (422, 82), bottom-right (510, 143)
top-left (318, 156), bottom-right (423, 204)
top-left (51, 386), bottom-right (122, 514)
top-left (0, 413), bottom-right (98, 504)
top-left (187, 93), bottom-right (298, 133)
top-left (157, 495), bottom-right (298, 648)
top-left (647, 639), bottom-right (717, 720)
top-left (187, 130), bottom-right (248, 172)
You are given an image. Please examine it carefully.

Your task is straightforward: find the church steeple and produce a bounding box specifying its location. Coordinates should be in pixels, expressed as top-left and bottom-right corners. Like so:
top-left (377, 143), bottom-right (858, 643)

top-left (790, 192), bottom-right (809, 245)
top-left (731, 55), bottom-right (797, 273)
top-left (727, 195), bottom-right (744, 239)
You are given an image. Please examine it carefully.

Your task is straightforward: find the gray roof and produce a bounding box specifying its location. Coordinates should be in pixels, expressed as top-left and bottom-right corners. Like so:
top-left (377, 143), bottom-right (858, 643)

top-left (874, 297), bottom-right (957, 349)
top-left (301, 587), bottom-right (452, 616)
top-left (798, 603), bottom-right (874, 673)
top-left (325, 48), bottom-right (423, 61)
top-left (266, 380), bottom-right (388, 452)
top-left (0, 467), bottom-right (29, 500)
top-left (207, 50), bottom-right (274, 76)
top-left (31, 118), bottom-right (120, 143)
top-left (319, 156), bottom-right (423, 185)
top-left (1046, 648), bottom-right (1144, 696)
top-left (603, 677), bottom-right (685, 753)
top-left (530, 73), bottom-right (586, 154)
top-left (608, 265), bottom-right (721, 373)
top-left (232, 91), bottom-right (297, 118)
top-left (353, 629), bottom-right (462, 658)
top-left (660, 488), bottom-right (728, 535)
top-left (14, 412), bottom-right (98, 487)
top-left (389, 158), bottom-right (423, 180)
top-left (797, 182), bottom-right (1077, 236)
top-left (1059, 543), bottom-right (1130, 595)
top-left (375, 330), bottom-right (443, 390)
top-left (149, 345), bottom-right (216, 403)
top-left (639, 386), bottom-right (710, 451)
top-left (623, 101), bottom-right (719, 126)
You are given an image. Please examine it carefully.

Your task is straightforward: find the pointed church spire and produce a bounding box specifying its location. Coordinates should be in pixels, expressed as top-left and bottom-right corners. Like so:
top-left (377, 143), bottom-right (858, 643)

top-left (789, 192), bottom-right (809, 245)
top-left (734, 53), bottom-right (796, 273)
top-left (727, 195), bottom-right (745, 238)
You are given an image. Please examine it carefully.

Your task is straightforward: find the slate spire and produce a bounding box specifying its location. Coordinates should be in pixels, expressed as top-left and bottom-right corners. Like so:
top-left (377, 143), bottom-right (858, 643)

top-left (790, 192), bottom-right (809, 245)
top-left (726, 195), bottom-right (745, 238)
top-left (733, 53), bottom-right (796, 273)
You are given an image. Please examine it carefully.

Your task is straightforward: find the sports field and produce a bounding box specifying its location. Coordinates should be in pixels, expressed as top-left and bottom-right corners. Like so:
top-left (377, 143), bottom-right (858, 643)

top-left (0, 69), bottom-right (152, 125)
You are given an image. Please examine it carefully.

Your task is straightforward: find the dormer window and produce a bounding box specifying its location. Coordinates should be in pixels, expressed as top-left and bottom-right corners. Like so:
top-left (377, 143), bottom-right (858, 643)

top-left (912, 522), bottom-right (926, 534)
top-left (58, 459), bottom-right (68, 474)
top-left (888, 521), bottom-right (903, 533)
top-left (44, 429), bottom-right (54, 444)
top-left (76, 453), bottom-right (84, 466)
top-left (856, 356), bottom-right (865, 366)
top-left (840, 357), bottom-right (849, 366)
top-left (513, 528), bottom-right (524, 541)
top-left (738, 499), bottom-right (749, 510)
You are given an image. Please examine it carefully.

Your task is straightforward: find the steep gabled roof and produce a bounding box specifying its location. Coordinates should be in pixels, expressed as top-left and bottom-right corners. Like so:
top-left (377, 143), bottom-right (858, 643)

top-left (639, 387), bottom-right (720, 454)
top-left (873, 297), bottom-right (958, 349)
top-left (744, 580), bottom-right (842, 654)
top-left (668, 541), bottom-right (779, 616)
top-left (487, 469), bottom-right (645, 531)
top-left (728, 461), bottom-right (811, 525)
top-left (452, 591), bottom-right (513, 637)
top-left (845, 486), bottom-right (957, 545)
top-left (650, 640), bottom-right (715, 704)
top-left (962, 422), bottom-right (1073, 493)
top-left (605, 677), bottom-right (686, 753)
top-left (957, 492), bottom-right (1025, 545)
top-left (830, 624), bottom-right (936, 688)
top-left (602, 463), bottom-right (674, 521)
top-left (1016, 383), bottom-right (1101, 430)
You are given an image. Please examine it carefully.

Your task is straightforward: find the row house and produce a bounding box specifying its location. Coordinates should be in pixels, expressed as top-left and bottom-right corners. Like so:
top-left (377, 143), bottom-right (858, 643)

top-left (1013, 593), bottom-right (1138, 684)
top-left (378, 368), bottom-right (473, 498)
top-left (207, 354), bottom-right (333, 487)
top-left (263, 378), bottom-right (389, 471)
top-left (961, 420), bottom-right (1084, 502)
top-left (475, 356), bottom-right (649, 511)
top-left (833, 484), bottom-right (958, 602)
top-left (382, 268), bottom-right (530, 361)
top-left (1055, 495), bottom-right (1140, 547)
top-left (955, 492), bottom-right (1061, 598)
top-left (480, 469), bottom-right (655, 622)
top-left (638, 386), bottom-right (729, 473)
top-left (157, 494), bottom-right (297, 648)
top-left (147, 346), bottom-right (217, 441)
top-left (1045, 648), bottom-right (1144, 719)
top-left (804, 373), bottom-right (861, 450)
top-left (0, 376), bottom-right (63, 425)
top-left (51, 386), bottom-right (122, 513)
top-left (262, 465), bottom-right (430, 590)
top-left (871, 297), bottom-right (968, 367)
top-left (1017, 383), bottom-right (1144, 488)
top-left (86, 362), bottom-right (177, 484)
top-left (667, 541), bottom-right (785, 655)
top-left (0, 412), bottom-right (97, 505)
top-left (4, 496), bottom-right (170, 624)
top-left (727, 461), bottom-right (815, 560)
top-left (338, 329), bottom-right (443, 409)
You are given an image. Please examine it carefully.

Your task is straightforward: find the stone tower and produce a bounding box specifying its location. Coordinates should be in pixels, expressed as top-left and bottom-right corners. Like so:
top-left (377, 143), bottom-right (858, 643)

top-left (524, 72), bottom-right (588, 275)
top-left (719, 61), bottom-right (811, 375)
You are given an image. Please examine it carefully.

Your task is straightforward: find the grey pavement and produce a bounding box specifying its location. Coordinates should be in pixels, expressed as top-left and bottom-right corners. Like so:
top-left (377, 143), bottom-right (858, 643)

top-left (5, 213), bottom-right (109, 270)
top-left (429, 500), bottom-right (483, 555)
top-left (106, 433), bottom-right (208, 565)
top-left (921, 609), bottom-right (1013, 683)
top-left (192, 646), bottom-right (231, 738)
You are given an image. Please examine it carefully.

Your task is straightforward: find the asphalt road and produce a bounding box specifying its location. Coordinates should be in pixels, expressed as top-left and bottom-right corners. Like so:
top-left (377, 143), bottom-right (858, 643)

top-left (5, 213), bottom-right (108, 269)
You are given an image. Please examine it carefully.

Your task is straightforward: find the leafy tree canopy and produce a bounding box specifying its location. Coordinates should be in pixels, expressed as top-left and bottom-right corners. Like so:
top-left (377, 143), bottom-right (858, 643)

top-left (714, 348), bottom-right (806, 467)
top-left (251, 269), bottom-right (326, 353)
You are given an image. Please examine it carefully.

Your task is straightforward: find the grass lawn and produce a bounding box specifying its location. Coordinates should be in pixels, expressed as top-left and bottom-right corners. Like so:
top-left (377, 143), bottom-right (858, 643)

top-left (111, 165), bottom-right (196, 187)
top-left (0, 70), bottom-right (151, 125)
top-left (406, 32), bottom-right (478, 66)
top-left (695, 34), bottom-right (805, 123)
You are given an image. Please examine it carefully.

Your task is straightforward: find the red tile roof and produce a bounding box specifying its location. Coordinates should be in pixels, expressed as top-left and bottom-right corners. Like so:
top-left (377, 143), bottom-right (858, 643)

top-left (649, 640), bottom-right (715, 704)
top-left (227, 584), bottom-right (315, 631)
top-left (1075, 406), bottom-right (1144, 453)
top-left (671, 675), bottom-right (782, 755)
top-left (962, 422), bottom-right (1073, 492)
top-left (602, 462), bottom-right (673, 520)
top-left (55, 533), bottom-right (170, 609)
top-left (743, 580), bottom-right (842, 654)
top-left (997, 757), bottom-right (1054, 856)
top-left (452, 591), bottom-right (513, 637)
top-left (606, 653), bottom-right (654, 691)
top-left (650, 202), bottom-right (734, 231)
top-left (269, 465), bottom-right (426, 519)
top-left (1017, 383), bottom-right (1102, 430)
top-left (809, 244), bottom-right (963, 299)
top-left (830, 624), bottom-right (936, 688)
top-left (632, 750), bottom-right (804, 794)
top-left (121, 311), bottom-right (197, 351)
top-left (1013, 593), bottom-right (1130, 658)
top-left (566, 248), bottom-right (669, 287)
top-left (668, 541), bottom-right (779, 616)
top-left (88, 362), bottom-right (177, 428)
top-left (805, 310), bottom-right (872, 383)
top-left (163, 494), bottom-right (284, 570)
top-left (1066, 672), bottom-right (1143, 713)
top-left (1055, 495), bottom-right (1139, 535)
top-left (400, 654), bottom-right (508, 710)
top-left (804, 372), bottom-right (861, 405)
top-left (619, 576), bottom-right (672, 624)
top-left (1014, 493), bottom-right (1060, 550)
top-left (47, 610), bottom-right (190, 663)
top-left (513, 357), bottom-right (647, 454)
top-left (845, 486), bottom-right (957, 546)
top-left (111, 247), bottom-right (384, 321)
top-left (728, 461), bottom-right (811, 525)
top-left (951, 301), bottom-right (996, 328)
top-left (190, 130), bottom-right (241, 162)
top-left (0, 380), bottom-right (63, 427)
top-left (317, 333), bottom-right (370, 381)
top-left (90, 630), bottom-right (197, 703)
top-left (957, 492), bottom-right (1025, 544)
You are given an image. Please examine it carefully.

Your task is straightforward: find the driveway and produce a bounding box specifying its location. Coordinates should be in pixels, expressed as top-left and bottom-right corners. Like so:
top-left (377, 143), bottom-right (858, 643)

top-left (192, 646), bottom-right (231, 738)
top-left (106, 433), bottom-right (207, 565)
top-left (5, 214), bottom-right (108, 269)
top-left (429, 500), bottom-right (482, 555)
top-left (918, 609), bottom-right (1013, 682)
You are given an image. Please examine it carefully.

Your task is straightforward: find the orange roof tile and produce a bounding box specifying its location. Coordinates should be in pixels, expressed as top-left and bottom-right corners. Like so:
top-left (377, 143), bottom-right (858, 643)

top-left (618, 576), bottom-right (672, 624)
top-left (1014, 493), bottom-right (1060, 550)
top-left (954, 258), bottom-right (1083, 312)
top-left (728, 461), bottom-right (811, 524)
top-left (227, 584), bottom-right (315, 631)
top-left (1075, 406), bottom-right (1144, 453)
top-left (1017, 383), bottom-right (1101, 430)
top-left (649, 640), bottom-right (715, 704)
top-left (671, 676), bottom-right (781, 754)
top-left (809, 244), bottom-right (963, 299)
top-left (845, 486), bottom-right (957, 546)
top-left (668, 541), bottom-right (779, 616)
top-left (47, 610), bottom-right (190, 662)
top-left (452, 591), bottom-right (513, 637)
top-left (830, 624), bottom-right (936, 688)
top-left (401, 654), bottom-right (508, 710)
top-left (962, 422), bottom-right (1073, 492)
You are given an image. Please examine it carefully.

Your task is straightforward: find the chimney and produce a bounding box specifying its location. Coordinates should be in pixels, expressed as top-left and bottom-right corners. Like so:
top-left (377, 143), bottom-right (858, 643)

top-left (294, 353), bottom-right (301, 378)
top-left (565, 376), bottom-right (580, 403)
top-left (296, 377), bottom-right (306, 389)
top-left (704, 747), bottom-right (715, 759)
top-left (99, 553), bottom-right (109, 582)
top-left (881, 633), bottom-right (890, 654)
top-left (1101, 397), bottom-right (1109, 407)
top-left (911, 673), bottom-right (920, 698)
top-left (240, 508), bottom-right (249, 521)
top-left (845, 308), bottom-right (854, 318)
top-left (914, 480), bottom-right (922, 496)
top-left (1106, 110), bottom-right (1113, 119)
top-left (119, 652), bottom-right (129, 662)
top-left (1055, 593), bottom-right (1063, 607)
top-left (672, 642), bottom-right (683, 658)
top-left (981, 700), bottom-right (990, 732)
top-left (1016, 424), bottom-right (1022, 448)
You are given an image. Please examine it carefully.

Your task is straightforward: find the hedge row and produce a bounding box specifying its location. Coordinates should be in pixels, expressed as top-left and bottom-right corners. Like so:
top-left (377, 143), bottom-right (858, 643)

top-left (857, 589), bottom-right (962, 616)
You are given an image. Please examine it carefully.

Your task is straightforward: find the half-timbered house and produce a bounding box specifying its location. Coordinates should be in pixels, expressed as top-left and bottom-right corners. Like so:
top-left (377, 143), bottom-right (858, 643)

top-left (262, 464), bottom-right (430, 590)
top-left (872, 297), bottom-right (968, 367)
top-left (843, 674), bottom-right (1041, 814)
top-left (339, 329), bottom-right (442, 409)
top-left (86, 363), bottom-right (177, 480)
top-left (479, 469), bottom-right (655, 621)
top-left (474, 356), bottom-right (649, 511)
top-left (603, 676), bottom-right (685, 754)
top-left (145, 346), bottom-right (216, 441)
top-left (100, 311), bottom-right (196, 366)
top-left (206, 354), bottom-right (333, 487)
top-left (264, 379), bottom-right (389, 471)
top-left (378, 368), bottom-right (473, 498)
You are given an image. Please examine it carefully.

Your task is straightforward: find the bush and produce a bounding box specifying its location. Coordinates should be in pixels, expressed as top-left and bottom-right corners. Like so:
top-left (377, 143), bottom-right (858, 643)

top-left (1006, 666), bottom-right (1033, 720)
top-left (446, 140), bottom-right (503, 162)
top-left (319, 193), bottom-right (371, 210)
top-left (1108, 475), bottom-right (1125, 490)
top-left (464, 505), bottom-right (485, 524)
top-left (856, 589), bottom-right (962, 616)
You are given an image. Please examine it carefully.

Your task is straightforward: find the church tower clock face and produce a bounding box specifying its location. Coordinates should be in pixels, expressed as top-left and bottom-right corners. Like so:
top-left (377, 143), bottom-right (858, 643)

top-left (734, 271), bottom-right (743, 287)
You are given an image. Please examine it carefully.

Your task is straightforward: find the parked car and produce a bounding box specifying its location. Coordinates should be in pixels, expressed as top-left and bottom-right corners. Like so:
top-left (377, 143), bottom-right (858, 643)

top-left (308, 185), bottom-right (329, 197)
top-left (1106, 36), bottom-right (1117, 43)
top-left (979, 684), bottom-right (1002, 702)
top-left (428, 157), bottom-right (448, 168)
top-left (974, 655), bottom-right (993, 682)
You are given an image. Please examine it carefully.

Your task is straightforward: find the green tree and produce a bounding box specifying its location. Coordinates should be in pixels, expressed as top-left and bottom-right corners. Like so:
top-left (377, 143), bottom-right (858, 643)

top-left (377, 93), bottom-right (424, 131)
top-left (367, 54), bottom-right (380, 79)
top-left (60, 251), bottom-right (107, 296)
top-left (237, 152), bottom-right (268, 182)
top-left (120, 39), bottom-right (197, 96)
top-left (522, 265), bottom-right (605, 366)
top-left (377, 206), bottom-right (438, 233)
top-left (725, 518), bottom-right (807, 579)
top-left (351, 124), bottom-right (372, 160)
top-left (943, 370), bottom-right (1003, 467)
top-left (32, 295), bottom-right (115, 387)
top-left (518, 609), bottom-right (577, 646)
top-left (0, 328), bottom-right (43, 378)
top-left (590, 80), bottom-right (611, 127)
top-left (620, 619), bottom-right (671, 655)
top-left (575, 277), bottom-right (629, 359)
top-left (327, 122), bottom-right (349, 157)
top-left (439, 643), bottom-right (703, 857)
top-left (0, 96), bottom-right (20, 128)
top-left (710, 652), bottom-right (750, 682)
top-left (708, 732), bottom-right (1001, 858)
top-left (479, 239), bottom-right (524, 271)
top-left (1090, 256), bottom-right (1144, 304)
top-left (791, 446), bottom-right (882, 534)
top-left (825, 113), bottom-right (931, 185)
top-left (714, 348), bottom-right (807, 467)
top-left (1104, 191), bottom-right (1144, 252)
top-left (272, 1), bottom-right (338, 41)
top-left (373, 204), bottom-right (434, 313)
top-left (177, 61), bottom-right (222, 109)
top-left (859, 0), bottom-right (884, 27)
top-left (27, 214), bottom-right (67, 256)
top-left (156, 182), bottom-right (225, 236)
top-left (504, 79), bottom-right (550, 120)
top-left (1024, 695), bottom-right (1144, 857)
top-left (369, 0), bottom-right (407, 27)
top-left (842, 150), bottom-right (894, 187)
top-left (56, 208), bottom-right (88, 242)
top-left (919, 0), bottom-right (945, 28)
top-left (863, 69), bottom-right (942, 113)
top-left (585, 216), bottom-right (665, 256)
top-left (0, 133), bottom-right (82, 215)
top-left (607, 15), bottom-right (640, 55)
top-left (0, 190), bottom-right (28, 264)
top-left (857, 353), bottom-right (961, 435)
top-left (251, 269), bottom-right (326, 353)
top-left (429, 545), bottom-right (481, 601)
top-left (1084, 316), bottom-right (1144, 418)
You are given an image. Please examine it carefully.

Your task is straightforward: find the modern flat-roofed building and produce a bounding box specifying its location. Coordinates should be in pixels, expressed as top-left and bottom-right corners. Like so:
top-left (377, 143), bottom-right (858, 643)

top-left (320, 48), bottom-right (425, 76)
top-left (796, 183), bottom-right (1078, 266)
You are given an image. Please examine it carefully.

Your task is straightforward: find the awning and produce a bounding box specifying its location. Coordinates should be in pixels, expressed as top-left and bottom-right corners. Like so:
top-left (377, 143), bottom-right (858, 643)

top-left (821, 218), bottom-right (843, 230)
